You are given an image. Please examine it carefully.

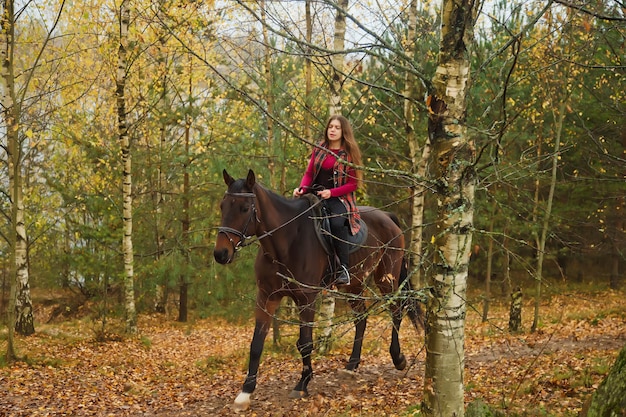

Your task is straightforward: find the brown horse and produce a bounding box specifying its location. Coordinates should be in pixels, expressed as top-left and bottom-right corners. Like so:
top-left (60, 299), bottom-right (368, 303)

top-left (213, 169), bottom-right (422, 411)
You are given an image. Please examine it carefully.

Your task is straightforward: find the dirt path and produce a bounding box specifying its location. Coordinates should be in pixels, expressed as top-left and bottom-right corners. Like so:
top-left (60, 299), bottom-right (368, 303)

top-left (151, 330), bottom-right (625, 417)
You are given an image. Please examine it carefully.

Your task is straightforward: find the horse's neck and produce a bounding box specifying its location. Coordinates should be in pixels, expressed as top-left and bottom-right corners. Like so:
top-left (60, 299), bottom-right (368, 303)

top-left (255, 187), bottom-right (304, 254)
top-left (256, 187), bottom-right (298, 232)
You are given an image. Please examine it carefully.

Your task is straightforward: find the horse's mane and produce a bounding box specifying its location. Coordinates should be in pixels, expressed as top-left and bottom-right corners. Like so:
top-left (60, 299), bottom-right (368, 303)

top-left (229, 178), bottom-right (311, 211)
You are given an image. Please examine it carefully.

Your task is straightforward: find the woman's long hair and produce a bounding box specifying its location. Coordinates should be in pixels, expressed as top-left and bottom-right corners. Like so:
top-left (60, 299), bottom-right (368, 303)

top-left (324, 115), bottom-right (363, 184)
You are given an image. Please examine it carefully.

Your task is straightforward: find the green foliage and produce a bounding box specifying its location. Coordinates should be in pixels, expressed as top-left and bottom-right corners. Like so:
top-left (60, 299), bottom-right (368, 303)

top-left (466, 399), bottom-right (504, 417)
top-left (140, 336), bottom-right (152, 349)
top-left (3, 0), bottom-right (622, 328)
top-left (193, 250), bottom-right (258, 322)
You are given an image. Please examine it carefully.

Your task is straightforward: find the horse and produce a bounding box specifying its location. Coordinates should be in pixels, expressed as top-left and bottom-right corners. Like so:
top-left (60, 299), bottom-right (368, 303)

top-left (213, 169), bottom-right (423, 411)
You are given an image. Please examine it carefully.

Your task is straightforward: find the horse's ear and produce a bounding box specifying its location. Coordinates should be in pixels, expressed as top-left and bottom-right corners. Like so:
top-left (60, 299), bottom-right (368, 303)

top-left (223, 169), bottom-right (235, 186)
top-left (246, 169), bottom-right (256, 189)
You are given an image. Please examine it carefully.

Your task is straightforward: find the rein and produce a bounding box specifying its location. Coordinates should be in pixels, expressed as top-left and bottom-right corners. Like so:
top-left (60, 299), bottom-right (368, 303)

top-left (217, 190), bottom-right (324, 255)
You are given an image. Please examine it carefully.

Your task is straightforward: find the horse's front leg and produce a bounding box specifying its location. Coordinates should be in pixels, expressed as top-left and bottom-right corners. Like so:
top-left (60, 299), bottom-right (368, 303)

top-left (233, 297), bottom-right (280, 411)
top-left (289, 304), bottom-right (316, 399)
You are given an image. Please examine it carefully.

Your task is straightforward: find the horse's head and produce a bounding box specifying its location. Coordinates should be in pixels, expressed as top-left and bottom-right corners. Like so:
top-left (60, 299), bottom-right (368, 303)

top-left (213, 169), bottom-right (259, 264)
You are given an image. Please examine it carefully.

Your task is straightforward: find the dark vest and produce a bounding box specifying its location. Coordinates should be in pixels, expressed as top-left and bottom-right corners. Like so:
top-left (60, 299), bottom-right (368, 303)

top-left (311, 144), bottom-right (361, 235)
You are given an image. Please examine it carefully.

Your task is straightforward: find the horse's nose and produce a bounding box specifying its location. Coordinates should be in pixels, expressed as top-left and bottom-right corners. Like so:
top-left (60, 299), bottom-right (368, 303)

top-left (214, 248), bottom-right (231, 264)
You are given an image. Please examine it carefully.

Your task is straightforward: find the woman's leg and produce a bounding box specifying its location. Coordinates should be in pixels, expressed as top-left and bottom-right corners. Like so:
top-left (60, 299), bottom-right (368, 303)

top-left (326, 198), bottom-right (350, 284)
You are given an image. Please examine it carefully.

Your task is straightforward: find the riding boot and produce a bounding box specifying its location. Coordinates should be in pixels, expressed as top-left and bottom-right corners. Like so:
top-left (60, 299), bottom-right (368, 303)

top-left (335, 226), bottom-right (350, 285)
top-left (336, 263), bottom-right (350, 285)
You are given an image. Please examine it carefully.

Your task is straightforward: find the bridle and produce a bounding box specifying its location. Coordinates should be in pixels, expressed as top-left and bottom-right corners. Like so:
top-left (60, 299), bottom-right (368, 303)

top-left (217, 192), bottom-right (259, 256)
top-left (216, 189), bottom-right (324, 260)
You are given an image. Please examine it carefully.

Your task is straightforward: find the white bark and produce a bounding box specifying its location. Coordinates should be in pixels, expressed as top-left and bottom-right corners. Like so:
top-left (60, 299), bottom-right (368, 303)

top-left (405, 0), bottom-right (431, 288)
top-left (2, 0), bottom-right (35, 346)
top-left (422, 1), bottom-right (479, 416)
top-left (318, 0), bottom-right (349, 355)
top-left (329, 0), bottom-right (348, 116)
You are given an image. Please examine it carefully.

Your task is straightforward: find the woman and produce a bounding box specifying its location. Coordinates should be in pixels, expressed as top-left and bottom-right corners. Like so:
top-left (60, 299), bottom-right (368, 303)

top-left (293, 115), bottom-right (363, 285)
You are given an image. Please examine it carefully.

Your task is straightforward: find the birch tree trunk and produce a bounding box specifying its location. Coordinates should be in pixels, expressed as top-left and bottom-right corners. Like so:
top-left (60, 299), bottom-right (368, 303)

top-left (1, 0), bottom-right (35, 349)
top-left (405, 0), bottom-right (431, 288)
top-left (422, 1), bottom-right (479, 416)
top-left (2, 0), bottom-right (20, 355)
top-left (317, 0), bottom-right (349, 355)
top-left (260, 1), bottom-right (276, 186)
top-left (328, 0), bottom-right (348, 117)
top-left (117, 0), bottom-right (137, 335)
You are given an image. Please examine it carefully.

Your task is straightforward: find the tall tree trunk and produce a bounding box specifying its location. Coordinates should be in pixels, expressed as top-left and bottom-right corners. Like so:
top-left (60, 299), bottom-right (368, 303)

top-left (609, 196), bottom-right (623, 290)
top-left (304, 0), bottom-right (312, 142)
top-left (531, 99), bottom-right (566, 333)
top-left (261, 1), bottom-right (275, 186)
top-left (482, 199), bottom-right (497, 322)
top-left (509, 286), bottom-right (523, 332)
top-left (117, 0), bottom-right (137, 335)
top-left (530, 133), bottom-right (543, 330)
top-left (153, 119), bottom-right (167, 315)
top-left (328, 0), bottom-right (348, 117)
top-left (579, 343), bottom-right (626, 417)
top-left (178, 58), bottom-right (194, 323)
top-left (317, 0), bottom-right (349, 355)
top-left (2, 0), bottom-right (35, 352)
top-left (12, 165), bottom-right (33, 336)
top-left (258, 0), bottom-right (282, 343)
top-left (154, 2), bottom-right (169, 314)
top-left (405, 0), bottom-right (430, 288)
top-left (422, 1), bottom-right (479, 416)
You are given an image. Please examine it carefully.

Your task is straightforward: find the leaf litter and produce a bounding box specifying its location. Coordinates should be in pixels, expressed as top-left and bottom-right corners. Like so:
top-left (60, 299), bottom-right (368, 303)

top-left (0, 290), bottom-right (624, 416)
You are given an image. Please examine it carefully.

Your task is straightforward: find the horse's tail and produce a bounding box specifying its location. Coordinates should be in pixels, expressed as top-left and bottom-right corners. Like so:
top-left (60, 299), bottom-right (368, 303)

top-left (385, 211), bottom-right (425, 331)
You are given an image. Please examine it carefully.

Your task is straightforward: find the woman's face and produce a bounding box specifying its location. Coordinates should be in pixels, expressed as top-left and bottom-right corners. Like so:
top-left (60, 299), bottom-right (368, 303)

top-left (327, 119), bottom-right (343, 144)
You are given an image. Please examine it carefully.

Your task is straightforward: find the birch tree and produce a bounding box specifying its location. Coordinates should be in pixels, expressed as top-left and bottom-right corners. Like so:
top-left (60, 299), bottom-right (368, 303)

top-left (117, 0), bottom-right (137, 334)
top-left (405, 0), bottom-right (432, 288)
top-left (422, 0), bottom-right (479, 415)
top-left (2, 0), bottom-right (65, 351)
top-left (317, 0), bottom-right (349, 355)
top-left (0, 0), bottom-right (25, 359)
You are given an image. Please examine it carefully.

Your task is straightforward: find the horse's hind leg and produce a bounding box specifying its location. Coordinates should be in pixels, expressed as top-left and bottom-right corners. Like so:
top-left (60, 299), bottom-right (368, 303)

top-left (345, 298), bottom-right (367, 371)
top-left (390, 303), bottom-right (407, 370)
top-left (377, 257), bottom-right (407, 371)
top-left (289, 304), bottom-right (315, 399)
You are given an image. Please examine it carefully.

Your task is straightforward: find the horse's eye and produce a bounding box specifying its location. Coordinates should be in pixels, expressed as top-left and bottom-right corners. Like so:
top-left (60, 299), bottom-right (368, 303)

top-left (240, 205), bottom-right (249, 213)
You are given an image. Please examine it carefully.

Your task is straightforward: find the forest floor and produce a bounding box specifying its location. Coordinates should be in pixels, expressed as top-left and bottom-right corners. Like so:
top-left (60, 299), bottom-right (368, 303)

top-left (0, 288), bottom-right (625, 417)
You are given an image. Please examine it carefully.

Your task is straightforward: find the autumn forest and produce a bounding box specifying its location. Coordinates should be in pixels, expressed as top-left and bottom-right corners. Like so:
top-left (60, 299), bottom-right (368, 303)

top-left (1, 0), bottom-right (624, 416)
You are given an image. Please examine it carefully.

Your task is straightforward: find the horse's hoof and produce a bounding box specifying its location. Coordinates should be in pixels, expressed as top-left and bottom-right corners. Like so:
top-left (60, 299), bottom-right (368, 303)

top-left (233, 392), bottom-right (251, 411)
top-left (289, 390), bottom-right (308, 399)
top-left (338, 368), bottom-right (357, 379)
top-left (394, 354), bottom-right (407, 371)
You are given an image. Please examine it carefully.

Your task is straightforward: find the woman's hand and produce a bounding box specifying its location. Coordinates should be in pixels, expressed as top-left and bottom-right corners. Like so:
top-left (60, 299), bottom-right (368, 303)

top-left (293, 187), bottom-right (303, 198)
top-left (317, 189), bottom-right (331, 199)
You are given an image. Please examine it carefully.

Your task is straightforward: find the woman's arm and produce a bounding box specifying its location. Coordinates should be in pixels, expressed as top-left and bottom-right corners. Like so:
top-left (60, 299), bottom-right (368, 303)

top-left (329, 167), bottom-right (357, 197)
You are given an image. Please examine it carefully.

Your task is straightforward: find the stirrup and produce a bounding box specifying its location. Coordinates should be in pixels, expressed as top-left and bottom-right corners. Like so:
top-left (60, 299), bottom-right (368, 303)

top-left (336, 264), bottom-right (350, 285)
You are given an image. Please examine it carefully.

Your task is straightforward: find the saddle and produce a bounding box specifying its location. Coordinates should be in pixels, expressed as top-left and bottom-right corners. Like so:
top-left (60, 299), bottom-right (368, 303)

top-left (301, 194), bottom-right (368, 257)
